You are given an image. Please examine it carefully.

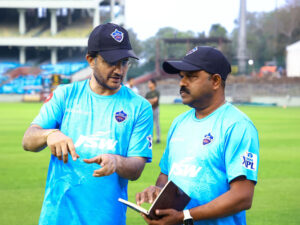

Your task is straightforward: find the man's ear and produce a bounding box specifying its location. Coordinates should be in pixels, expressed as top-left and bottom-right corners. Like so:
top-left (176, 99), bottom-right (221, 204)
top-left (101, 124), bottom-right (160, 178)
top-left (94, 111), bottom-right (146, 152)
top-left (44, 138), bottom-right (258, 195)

top-left (211, 74), bottom-right (222, 90)
top-left (86, 54), bottom-right (95, 69)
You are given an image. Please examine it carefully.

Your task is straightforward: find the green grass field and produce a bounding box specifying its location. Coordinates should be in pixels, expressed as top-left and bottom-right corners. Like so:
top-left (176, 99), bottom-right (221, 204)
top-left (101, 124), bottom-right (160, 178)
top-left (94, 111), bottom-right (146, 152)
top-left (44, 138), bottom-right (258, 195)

top-left (0, 103), bottom-right (299, 225)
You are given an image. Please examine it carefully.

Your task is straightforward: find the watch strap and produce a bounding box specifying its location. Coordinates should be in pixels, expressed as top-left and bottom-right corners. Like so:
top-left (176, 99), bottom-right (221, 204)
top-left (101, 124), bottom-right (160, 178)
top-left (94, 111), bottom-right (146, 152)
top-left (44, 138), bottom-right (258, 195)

top-left (183, 209), bottom-right (193, 220)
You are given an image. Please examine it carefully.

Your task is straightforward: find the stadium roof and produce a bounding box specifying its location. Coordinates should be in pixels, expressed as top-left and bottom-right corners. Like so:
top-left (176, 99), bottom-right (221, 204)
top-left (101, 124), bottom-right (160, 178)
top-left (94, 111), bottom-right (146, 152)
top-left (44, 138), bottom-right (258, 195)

top-left (0, 0), bottom-right (102, 9)
top-left (0, 37), bottom-right (87, 47)
top-left (162, 37), bottom-right (231, 44)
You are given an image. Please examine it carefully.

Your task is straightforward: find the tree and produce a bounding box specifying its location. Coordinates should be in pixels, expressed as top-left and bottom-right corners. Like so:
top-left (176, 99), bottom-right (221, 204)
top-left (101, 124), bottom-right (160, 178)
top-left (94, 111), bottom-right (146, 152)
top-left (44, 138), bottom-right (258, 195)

top-left (126, 28), bottom-right (144, 78)
top-left (129, 27), bottom-right (197, 77)
top-left (230, 2), bottom-right (300, 70)
top-left (209, 24), bottom-right (227, 38)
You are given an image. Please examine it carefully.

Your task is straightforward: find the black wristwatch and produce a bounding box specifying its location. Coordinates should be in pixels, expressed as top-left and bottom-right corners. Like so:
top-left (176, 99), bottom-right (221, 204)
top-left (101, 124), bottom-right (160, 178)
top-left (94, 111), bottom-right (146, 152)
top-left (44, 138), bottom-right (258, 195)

top-left (183, 209), bottom-right (194, 225)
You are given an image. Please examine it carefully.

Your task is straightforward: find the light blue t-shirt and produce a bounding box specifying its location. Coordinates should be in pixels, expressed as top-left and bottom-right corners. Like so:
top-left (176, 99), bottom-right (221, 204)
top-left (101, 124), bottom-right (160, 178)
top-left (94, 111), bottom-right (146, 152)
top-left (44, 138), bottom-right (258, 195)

top-left (33, 80), bottom-right (153, 225)
top-left (159, 102), bottom-right (259, 225)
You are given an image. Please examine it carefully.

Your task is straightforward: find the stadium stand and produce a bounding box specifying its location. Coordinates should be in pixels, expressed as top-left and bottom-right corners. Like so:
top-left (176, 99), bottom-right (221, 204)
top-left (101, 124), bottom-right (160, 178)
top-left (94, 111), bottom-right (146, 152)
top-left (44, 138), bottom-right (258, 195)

top-left (0, 0), bottom-right (125, 100)
top-left (0, 1), bottom-right (125, 64)
top-left (0, 61), bottom-right (88, 95)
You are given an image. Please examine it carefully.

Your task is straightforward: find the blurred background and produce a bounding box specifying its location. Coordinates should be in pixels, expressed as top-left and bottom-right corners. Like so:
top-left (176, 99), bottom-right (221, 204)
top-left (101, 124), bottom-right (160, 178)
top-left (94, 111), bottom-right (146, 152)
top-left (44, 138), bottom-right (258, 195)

top-left (0, 0), bottom-right (299, 106)
top-left (0, 1), bottom-right (300, 225)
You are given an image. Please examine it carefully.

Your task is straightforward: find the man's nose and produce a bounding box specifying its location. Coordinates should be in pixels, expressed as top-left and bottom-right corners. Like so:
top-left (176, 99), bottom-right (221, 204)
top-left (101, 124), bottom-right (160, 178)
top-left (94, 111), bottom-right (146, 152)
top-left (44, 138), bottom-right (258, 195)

top-left (113, 63), bottom-right (126, 74)
top-left (179, 76), bottom-right (187, 86)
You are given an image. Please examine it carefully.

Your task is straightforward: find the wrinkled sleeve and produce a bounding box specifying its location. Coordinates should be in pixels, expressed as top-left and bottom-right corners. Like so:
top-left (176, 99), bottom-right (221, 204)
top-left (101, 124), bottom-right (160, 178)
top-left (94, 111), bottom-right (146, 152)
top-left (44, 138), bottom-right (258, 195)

top-left (32, 86), bottom-right (65, 129)
top-left (159, 141), bottom-right (170, 176)
top-left (127, 102), bottom-right (153, 162)
top-left (159, 120), bottom-right (177, 175)
top-left (224, 121), bottom-right (259, 184)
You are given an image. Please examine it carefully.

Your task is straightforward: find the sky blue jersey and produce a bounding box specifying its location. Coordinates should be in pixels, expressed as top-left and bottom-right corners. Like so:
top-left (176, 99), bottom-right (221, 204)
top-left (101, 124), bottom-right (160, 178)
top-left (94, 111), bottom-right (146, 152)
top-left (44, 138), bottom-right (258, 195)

top-left (32, 80), bottom-right (153, 225)
top-left (159, 102), bottom-right (259, 225)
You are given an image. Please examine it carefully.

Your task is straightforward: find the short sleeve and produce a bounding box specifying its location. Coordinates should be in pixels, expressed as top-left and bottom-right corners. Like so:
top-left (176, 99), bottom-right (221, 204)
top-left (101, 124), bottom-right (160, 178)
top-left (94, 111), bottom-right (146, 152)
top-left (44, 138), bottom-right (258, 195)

top-left (224, 121), bottom-right (259, 183)
top-left (127, 102), bottom-right (153, 162)
top-left (159, 143), bottom-right (170, 175)
top-left (159, 120), bottom-right (177, 175)
top-left (32, 86), bottom-right (65, 129)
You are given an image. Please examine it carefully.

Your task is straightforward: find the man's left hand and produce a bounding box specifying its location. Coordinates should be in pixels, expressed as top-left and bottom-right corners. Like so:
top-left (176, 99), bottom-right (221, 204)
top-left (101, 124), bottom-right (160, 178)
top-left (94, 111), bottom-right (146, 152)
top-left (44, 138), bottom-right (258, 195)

top-left (142, 209), bottom-right (183, 225)
top-left (83, 154), bottom-right (117, 177)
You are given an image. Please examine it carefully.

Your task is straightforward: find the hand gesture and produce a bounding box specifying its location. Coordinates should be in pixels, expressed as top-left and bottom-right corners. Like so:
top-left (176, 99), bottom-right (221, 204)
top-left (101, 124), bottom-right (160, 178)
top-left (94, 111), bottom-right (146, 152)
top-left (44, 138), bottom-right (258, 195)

top-left (47, 131), bottom-right (79, 163)
top-left (83, 154), bottom-right (117, 177)
top-left (136, 185), bottom-right (162, 206)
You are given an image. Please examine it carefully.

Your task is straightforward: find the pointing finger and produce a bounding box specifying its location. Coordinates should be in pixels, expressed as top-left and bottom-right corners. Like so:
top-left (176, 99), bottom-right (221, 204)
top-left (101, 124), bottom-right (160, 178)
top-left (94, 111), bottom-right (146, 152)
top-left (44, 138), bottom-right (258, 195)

top-left (67, 141), bottom-right (79, 161)
top-left (83, 156), bottom-right (102, 164)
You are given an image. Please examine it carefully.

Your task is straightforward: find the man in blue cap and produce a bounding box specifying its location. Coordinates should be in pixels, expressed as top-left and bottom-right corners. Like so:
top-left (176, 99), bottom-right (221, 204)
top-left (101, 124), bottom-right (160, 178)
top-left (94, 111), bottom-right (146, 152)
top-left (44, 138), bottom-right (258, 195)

top-left (136, 46), bottom-right (259, 225)
top-left (22, 23), bottom-right (153, 225)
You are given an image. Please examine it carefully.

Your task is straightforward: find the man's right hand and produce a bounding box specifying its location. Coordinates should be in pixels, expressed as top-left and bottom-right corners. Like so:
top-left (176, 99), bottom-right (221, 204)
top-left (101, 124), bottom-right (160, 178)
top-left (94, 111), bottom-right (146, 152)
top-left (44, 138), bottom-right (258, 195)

top-left (136, 185), bottom-right (162, 206)
top-left (46, 130), bottom-right (79, 163)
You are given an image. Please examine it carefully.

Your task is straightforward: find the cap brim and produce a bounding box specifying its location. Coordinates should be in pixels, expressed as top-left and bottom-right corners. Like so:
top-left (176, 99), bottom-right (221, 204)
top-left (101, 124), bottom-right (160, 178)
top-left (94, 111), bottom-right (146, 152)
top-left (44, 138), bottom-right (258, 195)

top-left (99, 49), bottom-right (139, 63)
top-left (162, 60), bottom-right (202, 74)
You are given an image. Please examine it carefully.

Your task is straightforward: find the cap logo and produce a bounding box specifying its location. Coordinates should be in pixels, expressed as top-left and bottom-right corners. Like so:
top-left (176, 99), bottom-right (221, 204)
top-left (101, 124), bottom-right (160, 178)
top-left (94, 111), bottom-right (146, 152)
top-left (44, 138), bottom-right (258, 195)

top-left (186, 47), bottom-right (198, 56)
top-left (111, 29), bottom-right (124, 43)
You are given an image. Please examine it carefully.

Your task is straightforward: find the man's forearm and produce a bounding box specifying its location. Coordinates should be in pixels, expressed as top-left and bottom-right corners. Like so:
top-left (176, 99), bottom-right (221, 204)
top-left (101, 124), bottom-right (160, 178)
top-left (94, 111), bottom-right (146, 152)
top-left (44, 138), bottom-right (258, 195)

top-left (155, 172), bottom-right (168, 188)
top-left (189, 179), bottom-right (255, 221)
top-left (22, 125), bottom-right (55, 152)
top-left (115, 156), bottom-right (146, 181)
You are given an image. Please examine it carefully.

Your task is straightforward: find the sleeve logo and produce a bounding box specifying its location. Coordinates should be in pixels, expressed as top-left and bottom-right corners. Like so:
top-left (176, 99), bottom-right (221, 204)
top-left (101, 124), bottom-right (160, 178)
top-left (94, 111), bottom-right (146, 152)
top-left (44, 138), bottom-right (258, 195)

top-left (44, 92), bottom-right (53, 103)
top-left (147, 135), bottom-right (153, 149)
top-left (241, 151), bottom-right (257, 171)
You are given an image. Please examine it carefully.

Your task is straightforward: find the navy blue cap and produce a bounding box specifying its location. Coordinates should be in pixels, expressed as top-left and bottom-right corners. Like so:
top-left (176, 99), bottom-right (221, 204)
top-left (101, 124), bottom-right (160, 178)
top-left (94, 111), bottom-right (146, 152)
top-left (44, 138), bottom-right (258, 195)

top-left (162, 46), bottom-right (231, 80)
top-left (88, 23), bottom-right (138, 63)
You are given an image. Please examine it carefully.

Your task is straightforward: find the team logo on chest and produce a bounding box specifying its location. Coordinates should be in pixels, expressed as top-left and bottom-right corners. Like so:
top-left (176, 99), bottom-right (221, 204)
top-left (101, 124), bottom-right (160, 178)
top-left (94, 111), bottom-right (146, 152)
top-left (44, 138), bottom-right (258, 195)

top-left (111, 29), bottom-right (124, 42)
top-left (115, 110), bottom-right (127, 122)
top-left (170, 157), bottom-right (202, 178)
top-left (203, 132), bottom-right (214, 145)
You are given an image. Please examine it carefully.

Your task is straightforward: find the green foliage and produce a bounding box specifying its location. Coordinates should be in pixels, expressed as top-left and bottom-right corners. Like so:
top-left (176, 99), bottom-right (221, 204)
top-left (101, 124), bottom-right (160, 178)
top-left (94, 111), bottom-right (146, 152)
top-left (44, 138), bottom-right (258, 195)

top-left (0, 103), bottom-right (300, 225)
top-left (127, 60), bottom-right (155, 78)
top-left (230, 3), bottom-right (300, 69)
top-left (126, 28), bottom-right (144, 77)
top-left (128, 28), bottom-right (143, 57)
top-left (126, 2), bottom-right (300, 76)
top-left (209, 24), bottom-right (227, 38)
top-left (156, 27), bottom-right (196, 59)
top-left (131, 27), bottom-right (198, 76)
